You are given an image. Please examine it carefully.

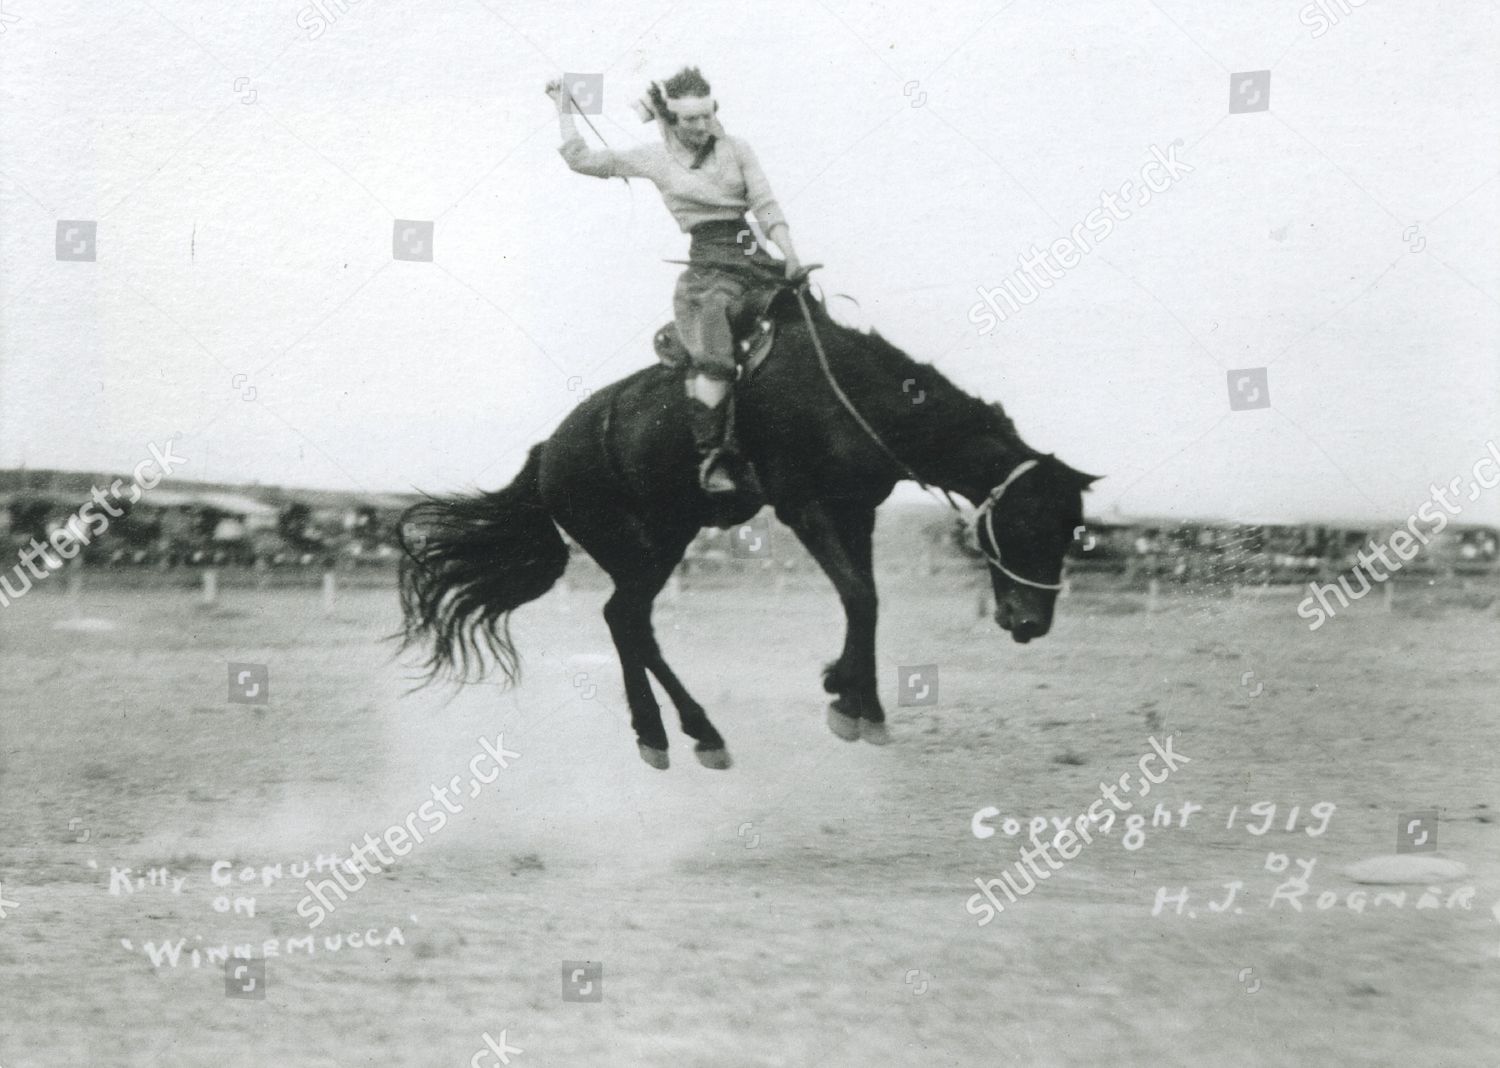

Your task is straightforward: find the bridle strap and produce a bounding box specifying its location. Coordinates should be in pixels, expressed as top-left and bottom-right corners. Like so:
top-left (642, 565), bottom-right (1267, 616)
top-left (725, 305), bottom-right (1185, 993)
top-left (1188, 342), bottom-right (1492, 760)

top-left (971, 459), bottom-right (1065, 592)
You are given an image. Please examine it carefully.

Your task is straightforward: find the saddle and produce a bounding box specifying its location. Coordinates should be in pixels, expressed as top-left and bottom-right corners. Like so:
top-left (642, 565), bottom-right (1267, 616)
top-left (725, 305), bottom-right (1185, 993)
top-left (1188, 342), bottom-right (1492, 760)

top-left (649, 267), bottom-right (824, 528)
top-left (652, 282), bottom-right (806, 381)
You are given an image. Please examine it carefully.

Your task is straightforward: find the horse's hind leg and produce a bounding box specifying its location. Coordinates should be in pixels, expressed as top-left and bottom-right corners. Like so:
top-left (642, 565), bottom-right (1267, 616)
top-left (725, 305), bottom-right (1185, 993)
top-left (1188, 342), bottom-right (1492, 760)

top-left (640, 643), bottom-right (730, 769)
top-left (604, 579), bottom-right (731, 769)
top-left (602, 585), bottom-right (673, 768)
top-left (572, 511), bottom-right (728, 769)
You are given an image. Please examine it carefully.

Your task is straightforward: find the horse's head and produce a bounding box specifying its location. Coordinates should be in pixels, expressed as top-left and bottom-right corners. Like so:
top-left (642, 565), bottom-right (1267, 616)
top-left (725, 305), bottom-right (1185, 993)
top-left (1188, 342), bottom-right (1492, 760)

top-left (976, 454), bottom-right (1099, 643)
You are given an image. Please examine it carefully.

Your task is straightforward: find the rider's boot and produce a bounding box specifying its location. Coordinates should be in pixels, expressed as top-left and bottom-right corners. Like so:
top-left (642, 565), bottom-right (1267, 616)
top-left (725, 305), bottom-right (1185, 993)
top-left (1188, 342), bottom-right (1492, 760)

top-left (688, 396), bottom-right (740, 495)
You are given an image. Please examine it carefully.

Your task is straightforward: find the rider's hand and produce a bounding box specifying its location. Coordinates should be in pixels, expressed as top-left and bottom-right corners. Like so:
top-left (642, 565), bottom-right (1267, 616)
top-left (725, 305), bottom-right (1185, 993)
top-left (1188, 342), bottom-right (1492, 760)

top-left (544, 76), bottom-right (569, 113)
top-left (783, 256), bottom-right (803, 281)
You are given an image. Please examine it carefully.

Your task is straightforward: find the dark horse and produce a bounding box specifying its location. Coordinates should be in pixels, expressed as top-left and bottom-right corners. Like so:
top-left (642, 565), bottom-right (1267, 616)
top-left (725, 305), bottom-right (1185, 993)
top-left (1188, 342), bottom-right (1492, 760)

top-left (397, 283), bottom-right (1096, 770)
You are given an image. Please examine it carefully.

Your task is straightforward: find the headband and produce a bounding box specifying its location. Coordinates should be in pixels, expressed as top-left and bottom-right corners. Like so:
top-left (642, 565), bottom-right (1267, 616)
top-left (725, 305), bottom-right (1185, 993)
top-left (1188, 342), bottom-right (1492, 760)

top-left (639, 82), bottom-right (718, 126)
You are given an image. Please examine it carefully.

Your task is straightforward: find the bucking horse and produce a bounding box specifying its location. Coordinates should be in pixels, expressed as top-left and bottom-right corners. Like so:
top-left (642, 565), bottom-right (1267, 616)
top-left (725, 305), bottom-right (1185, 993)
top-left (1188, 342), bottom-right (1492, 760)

top-left (397, 271), bottom-right (1097, 770)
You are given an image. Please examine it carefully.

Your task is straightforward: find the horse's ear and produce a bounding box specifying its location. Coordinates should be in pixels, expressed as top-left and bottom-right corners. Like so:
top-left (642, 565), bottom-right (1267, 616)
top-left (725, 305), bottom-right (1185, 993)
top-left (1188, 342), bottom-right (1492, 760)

top-left (1045, 453), bottom-right (1101, 489)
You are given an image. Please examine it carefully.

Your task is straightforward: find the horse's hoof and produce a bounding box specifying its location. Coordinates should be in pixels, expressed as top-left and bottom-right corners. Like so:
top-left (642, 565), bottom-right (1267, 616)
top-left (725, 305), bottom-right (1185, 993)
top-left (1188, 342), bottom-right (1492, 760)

top-left (637, 745), bottom-right (670, 770)
top-left (826, 704), bottom-right (861, 742)
top-left (695, 747), bottom-right (733, 770)
top-left (860, 721), bottom-right (891, 746)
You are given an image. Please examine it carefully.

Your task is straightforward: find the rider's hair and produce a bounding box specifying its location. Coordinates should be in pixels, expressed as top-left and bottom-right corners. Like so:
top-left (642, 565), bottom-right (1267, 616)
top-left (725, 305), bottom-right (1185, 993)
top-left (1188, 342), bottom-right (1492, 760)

top-left (663, 66), bottom-right (711, 99)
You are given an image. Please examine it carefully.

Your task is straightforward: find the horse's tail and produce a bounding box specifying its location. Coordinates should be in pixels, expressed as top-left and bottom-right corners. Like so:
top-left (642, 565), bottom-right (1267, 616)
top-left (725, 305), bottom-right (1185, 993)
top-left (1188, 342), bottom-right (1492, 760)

top-left (396, 444), bottom-right (569, 686)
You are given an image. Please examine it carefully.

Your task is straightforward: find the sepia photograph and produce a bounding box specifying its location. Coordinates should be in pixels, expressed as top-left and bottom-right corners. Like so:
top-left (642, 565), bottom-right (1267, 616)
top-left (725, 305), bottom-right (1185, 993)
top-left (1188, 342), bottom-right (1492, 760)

top-left (1, 1), bottom-right (1497, 1064)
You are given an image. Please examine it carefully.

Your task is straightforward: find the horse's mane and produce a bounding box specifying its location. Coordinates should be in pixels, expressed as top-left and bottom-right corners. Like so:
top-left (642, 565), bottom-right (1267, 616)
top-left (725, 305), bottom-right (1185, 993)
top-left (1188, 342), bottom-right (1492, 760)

top-left (810, 307), bottom-right (1038, 459)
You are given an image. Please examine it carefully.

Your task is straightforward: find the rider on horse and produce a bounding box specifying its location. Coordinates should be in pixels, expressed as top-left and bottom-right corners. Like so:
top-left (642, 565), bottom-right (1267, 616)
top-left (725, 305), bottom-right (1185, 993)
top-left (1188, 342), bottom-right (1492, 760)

top-left (548, 66), bottom-right (803, 495)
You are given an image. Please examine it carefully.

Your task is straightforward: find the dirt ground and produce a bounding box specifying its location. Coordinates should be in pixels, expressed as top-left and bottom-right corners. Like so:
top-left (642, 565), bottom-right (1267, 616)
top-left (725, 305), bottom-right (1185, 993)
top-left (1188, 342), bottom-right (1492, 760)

top-left (1, 570), bottom-right (1497, 1066)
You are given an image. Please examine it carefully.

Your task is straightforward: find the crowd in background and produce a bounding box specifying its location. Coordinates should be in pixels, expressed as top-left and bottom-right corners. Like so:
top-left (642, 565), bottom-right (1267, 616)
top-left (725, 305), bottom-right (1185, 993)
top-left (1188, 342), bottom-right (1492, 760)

top-left (2, 477), bottom-right (1496, 583)
top-left (0, 487), bottom-right (403, 570)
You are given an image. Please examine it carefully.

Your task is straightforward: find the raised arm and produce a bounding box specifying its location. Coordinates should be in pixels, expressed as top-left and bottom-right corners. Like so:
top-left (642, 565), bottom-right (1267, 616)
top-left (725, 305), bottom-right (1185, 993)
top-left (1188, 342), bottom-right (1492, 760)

top-left (545, 76), bottom-right (656, 180)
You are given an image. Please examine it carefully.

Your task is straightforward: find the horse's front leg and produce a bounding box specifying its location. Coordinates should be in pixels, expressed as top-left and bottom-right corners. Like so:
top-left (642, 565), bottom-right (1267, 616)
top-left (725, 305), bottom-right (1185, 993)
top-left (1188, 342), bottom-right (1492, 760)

top-left (777, 501), bottom-right (888, 745)
top-left (817, 506), bottom-right (877, 697)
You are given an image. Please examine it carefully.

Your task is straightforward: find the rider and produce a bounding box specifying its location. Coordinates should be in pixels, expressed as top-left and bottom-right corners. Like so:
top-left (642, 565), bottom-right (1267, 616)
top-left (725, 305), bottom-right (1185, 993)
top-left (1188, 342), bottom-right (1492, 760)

top-left (548, 66), bottom-right (802, 495)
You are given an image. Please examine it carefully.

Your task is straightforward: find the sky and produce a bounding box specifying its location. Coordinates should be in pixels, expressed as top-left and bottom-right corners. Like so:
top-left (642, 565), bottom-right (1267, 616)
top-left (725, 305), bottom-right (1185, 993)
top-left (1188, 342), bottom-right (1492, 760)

top-left (1, 0), bottom-right (1497, 524)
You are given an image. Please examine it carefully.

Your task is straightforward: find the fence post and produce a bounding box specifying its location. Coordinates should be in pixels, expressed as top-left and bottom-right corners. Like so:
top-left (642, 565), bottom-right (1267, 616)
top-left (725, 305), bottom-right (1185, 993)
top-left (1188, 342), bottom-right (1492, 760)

top-left (322, 569), bottom-right (337, 613)
top-left (202, 568), bottom-right (218, 605)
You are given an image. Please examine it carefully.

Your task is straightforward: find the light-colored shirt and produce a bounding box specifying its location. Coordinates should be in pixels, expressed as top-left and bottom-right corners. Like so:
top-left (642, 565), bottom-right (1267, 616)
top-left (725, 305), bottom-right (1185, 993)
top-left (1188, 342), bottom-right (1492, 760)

top-left (559, 131), bottom-right (787, 235)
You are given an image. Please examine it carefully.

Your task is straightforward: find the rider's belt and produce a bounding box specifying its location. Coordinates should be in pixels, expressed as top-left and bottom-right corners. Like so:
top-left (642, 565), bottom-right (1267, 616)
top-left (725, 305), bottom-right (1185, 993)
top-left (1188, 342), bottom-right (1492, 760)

top-left (688, 217), bottom-right (750, 245)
